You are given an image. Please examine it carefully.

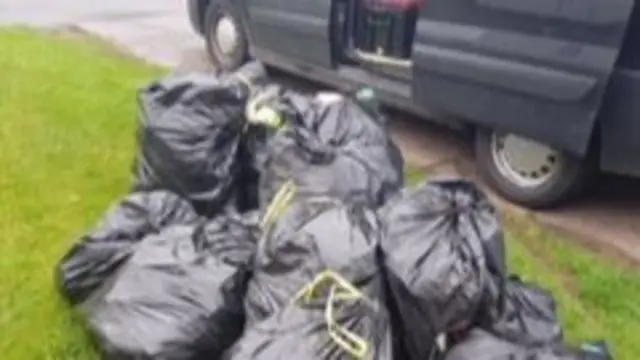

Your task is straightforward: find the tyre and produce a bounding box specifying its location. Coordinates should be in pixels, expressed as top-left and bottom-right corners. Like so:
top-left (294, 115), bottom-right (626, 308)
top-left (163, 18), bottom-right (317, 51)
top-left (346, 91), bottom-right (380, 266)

top-left (475, 128), bottom-right (594, 209)
top-left (204, 0), bottom-right (249, 71)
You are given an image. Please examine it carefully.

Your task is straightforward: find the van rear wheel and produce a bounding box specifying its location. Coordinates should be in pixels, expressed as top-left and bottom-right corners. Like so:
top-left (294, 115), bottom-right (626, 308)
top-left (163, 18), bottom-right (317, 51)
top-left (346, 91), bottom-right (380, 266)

top-left (475, 128), bottom-right (593, 209)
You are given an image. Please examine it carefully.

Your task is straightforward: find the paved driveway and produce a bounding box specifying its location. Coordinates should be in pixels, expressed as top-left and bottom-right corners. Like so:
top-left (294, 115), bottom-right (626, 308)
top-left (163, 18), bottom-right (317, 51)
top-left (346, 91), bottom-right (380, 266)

top-left (0, 0), bottom-right (205, 67)
top-left (0, 0), bottom-right (178, 23)
top-left (2, 0), bottom-right (640, 263)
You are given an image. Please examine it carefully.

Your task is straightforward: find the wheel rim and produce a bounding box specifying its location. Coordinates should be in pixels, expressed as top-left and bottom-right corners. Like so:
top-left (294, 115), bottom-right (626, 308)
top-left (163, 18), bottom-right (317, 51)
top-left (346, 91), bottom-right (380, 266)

top-left (490, 133), bottom-right (562, 188)
top-left (213, 15), bottom-right (239, 56)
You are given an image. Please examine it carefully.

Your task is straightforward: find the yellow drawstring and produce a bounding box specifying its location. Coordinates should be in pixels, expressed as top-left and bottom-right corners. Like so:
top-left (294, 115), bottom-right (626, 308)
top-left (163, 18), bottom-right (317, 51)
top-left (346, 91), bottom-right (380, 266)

top-left (260, 181), bottom-right (297, 232)
top-left (294, 270), bottom-right (371, 360)
top-left (245, 85), bottom-right (283, 128)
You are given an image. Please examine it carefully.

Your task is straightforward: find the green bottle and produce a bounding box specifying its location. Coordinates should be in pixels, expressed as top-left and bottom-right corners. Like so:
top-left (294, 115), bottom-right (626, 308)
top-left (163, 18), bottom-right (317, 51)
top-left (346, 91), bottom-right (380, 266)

top-left (354, 86), bottom-right (381, 114)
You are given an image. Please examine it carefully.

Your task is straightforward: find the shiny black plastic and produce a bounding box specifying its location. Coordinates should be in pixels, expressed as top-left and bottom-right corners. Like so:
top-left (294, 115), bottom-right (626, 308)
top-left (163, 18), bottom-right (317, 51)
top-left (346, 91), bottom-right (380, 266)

top-left (80, 212), bottom-right (259, 360)
top-left (228, 198), bottom-right (393, 359)
top-left (244, 196), bottom-right (386, 326)
top-left (482, 275), bottom-right (563, 347)
top-left (380, 180), bottom-right (506, 360)
top-left (56, 190), bottom-right (199, 305)
top-left (133, 63), bottom-right (267, 216)
top-left (258, 92), bottom-right (404, 210)
top-left (444, 329), bottom-right (584, 360)
top-left (225, 271), bottom-right (394, 360)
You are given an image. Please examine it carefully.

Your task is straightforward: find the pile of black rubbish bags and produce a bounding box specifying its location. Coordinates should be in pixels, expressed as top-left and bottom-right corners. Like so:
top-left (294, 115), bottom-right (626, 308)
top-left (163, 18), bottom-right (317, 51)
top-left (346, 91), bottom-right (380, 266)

top-left (56, 63), bottom-right (611, 360)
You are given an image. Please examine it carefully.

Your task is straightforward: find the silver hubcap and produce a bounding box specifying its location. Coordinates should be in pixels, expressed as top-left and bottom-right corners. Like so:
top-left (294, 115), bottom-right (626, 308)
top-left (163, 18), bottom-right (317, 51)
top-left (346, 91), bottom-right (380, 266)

top-left (491, 133), bottom-right (561, 188)
top-left (215, 16), bottom-right (238, 55)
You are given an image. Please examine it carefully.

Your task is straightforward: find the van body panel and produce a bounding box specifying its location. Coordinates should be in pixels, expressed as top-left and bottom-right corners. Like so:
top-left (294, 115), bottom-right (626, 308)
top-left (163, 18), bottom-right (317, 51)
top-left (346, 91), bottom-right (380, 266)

top-left (244, 0), bottom-right (333, 69)
top-left (412, 0), bottom-right (634, 155)
top-left (231, 0), bottom-right (640, 173)
top-left (413, 45), bottom-right (597, 102)
top-left (598, 69), bottom-right (640, 176)
top-left (599, 3), bottom-right (640, 176)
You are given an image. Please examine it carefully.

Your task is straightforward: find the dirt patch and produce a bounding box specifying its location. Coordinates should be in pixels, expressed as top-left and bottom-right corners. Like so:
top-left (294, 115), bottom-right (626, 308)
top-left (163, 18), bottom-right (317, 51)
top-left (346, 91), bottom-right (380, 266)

top-left (537, 219), bottom-right (640, 269)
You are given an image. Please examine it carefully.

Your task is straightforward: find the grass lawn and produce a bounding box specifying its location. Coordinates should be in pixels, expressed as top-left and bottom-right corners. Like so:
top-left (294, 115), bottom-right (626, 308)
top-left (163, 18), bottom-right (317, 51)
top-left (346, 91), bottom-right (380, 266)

top-left (0, 28), bottom-right (638, 360)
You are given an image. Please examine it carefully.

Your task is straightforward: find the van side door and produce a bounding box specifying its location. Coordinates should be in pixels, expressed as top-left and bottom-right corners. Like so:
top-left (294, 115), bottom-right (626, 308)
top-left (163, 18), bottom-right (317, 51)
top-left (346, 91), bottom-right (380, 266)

top-left (412, 0), bottom-right (635, 155)
top-left (245, 0), bottom-right (333, 69)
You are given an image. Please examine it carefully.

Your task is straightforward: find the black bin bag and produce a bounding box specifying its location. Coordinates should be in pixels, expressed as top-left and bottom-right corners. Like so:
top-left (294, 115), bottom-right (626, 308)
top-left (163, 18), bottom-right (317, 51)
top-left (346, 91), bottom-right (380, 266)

top-left (56, 190), bottom-right (199, 305)
top-left (380, 180), bottom-right (506, 360)
top-left (226, 270), bottom-right (393, 360)
top-left (444, 329), bottom-right (583, 360)
top-left (79, 212), bottom-right (259, 360)
top-left (258, 92), bottom-right (404, 209)
top-left (243, 183), bottom-right (387, 326)
top-left (482, 275), bottom-right (563, 347)
top-left (133, 62), bottom-right (268, 216)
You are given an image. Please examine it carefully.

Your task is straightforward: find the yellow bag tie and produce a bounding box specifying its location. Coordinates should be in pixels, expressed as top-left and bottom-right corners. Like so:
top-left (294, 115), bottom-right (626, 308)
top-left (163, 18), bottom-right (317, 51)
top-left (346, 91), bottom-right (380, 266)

top-left (260, 181), bottom-right (297, 232)
top-left (244, 85), bottom-right (283, 129)
top-left (232, 71), bottom-right (284, 131)
top-left (294, 271), bottom-right (371, 360)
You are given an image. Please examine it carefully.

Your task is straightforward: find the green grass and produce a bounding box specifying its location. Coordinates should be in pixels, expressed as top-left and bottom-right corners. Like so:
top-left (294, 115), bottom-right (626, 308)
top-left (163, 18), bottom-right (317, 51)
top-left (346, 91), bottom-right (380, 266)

top-left (0, 28), bottom-right (162, 359)
top-left (404, 167), bottom-right (427, 187)
top-left (0, 28), bottom-right (638, 360)
top-left (504, 214), bottom-right (640, 360)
